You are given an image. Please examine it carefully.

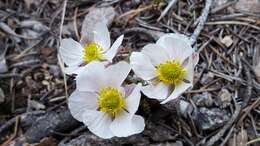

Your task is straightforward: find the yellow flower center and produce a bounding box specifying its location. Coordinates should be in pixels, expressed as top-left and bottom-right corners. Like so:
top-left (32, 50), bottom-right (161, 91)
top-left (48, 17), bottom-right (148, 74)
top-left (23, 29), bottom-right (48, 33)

top-left (83, 43), bottom-right (103, 63)
top-left (98, 87), bottom-right (125, 117)
top-left (156, 60), bottom-right (186, 85)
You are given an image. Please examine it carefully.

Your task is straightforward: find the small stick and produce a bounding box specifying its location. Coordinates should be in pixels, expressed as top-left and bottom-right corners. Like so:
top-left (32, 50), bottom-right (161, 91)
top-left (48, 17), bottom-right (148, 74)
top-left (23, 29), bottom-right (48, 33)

top-left (209, 45), bottom-right (237, 67)
top-left (237, 98), bottom-right (260, 125)
top-left (185, 87), bottom-right (220, 93)
top-left (13, 40), bottom-right (43, 60)
top-left (247, 137), bottom-right (260, 145)
top-left (242, 63), bottom-right (252, 107)
top-left (10, 68), bottom-right (17, 113)
top-left (59, 126), bottom-right (87, 145)
top-left (73, 7), bottom-right (80, 41)
top-left (220, 125), bottom-right (235, 146)
top-left (117, 4), bottom-right (154, 21)
top-left (57, 0), bottom-right (69, 99)
top-left (124, 27), bottom-right (165, 41)
top-left (0, 117), bottom-right (16, 135)
top-left (157, 0), bottom-right (178, 22)
top-left (1, 116), bottom-right (20, 146)
top-left (210, 1), bottom-right (236, 13)
top-left (0, 22), bottom-right (40, 40)
top-left (0, 73), bottom-right (22, 78)
top-left (190, 0), bottom-right (213, 45)
top-left (206, 21), bottom-right (260, 31)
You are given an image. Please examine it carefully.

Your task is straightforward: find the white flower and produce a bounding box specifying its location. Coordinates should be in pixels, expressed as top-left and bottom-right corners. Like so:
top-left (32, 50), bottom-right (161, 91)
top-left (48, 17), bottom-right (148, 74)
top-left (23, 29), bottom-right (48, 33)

top-left (130, 33), bottom-right (199, 104)
top-left (68, 61), bottom-right (145, 138)
top-left (59, 22), bottom-right (124, 75)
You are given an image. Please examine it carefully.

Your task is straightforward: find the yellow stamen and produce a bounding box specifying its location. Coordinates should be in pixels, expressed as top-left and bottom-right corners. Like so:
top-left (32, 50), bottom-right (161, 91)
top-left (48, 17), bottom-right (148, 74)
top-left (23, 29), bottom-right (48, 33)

top-left (156, 60), bottom-right (186, 85)
top-left (98, 87), bottom-right (125, 117)
top-left (83, 42), bottom-right (103, 63)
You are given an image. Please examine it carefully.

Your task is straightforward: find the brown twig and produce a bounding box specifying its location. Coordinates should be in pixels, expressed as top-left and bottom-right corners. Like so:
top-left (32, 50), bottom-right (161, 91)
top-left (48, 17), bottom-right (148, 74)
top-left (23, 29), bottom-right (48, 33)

top-left (117, 4), bottom-right (154, 21)
top-left (237, 98), bottom-right (260, 126)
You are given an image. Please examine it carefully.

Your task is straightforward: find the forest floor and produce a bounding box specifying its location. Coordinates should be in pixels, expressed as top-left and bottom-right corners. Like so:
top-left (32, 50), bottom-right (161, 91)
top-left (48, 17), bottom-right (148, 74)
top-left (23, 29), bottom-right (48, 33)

top-left (0, 0), bottom-right (260, 146)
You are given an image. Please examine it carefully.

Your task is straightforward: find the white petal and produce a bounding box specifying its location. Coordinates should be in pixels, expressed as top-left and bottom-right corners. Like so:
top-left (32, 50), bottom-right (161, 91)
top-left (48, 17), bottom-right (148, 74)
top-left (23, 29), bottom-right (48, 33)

top-left (103, 35), bottom-right (124, 62)
top-left (76, 61), bottom-right (106, 92)
top-left (141, 82), bottom-right (170, 100)
top-left (110, 111), bottom-right (145, 137)
top-left (118, 86), bottom-right (126, 98)
top-left (141, 43), bottom-right (169, 66)
top-left (157, 33), bottom-right (193, 62)
top-left (161, 82), bottom-right (192, 104)
top-left (59, 38), bottom-right (83, 66)
top-left (184, 52), bottom-right (199, 85)
top-left (192, 52), bottom-right (199, 67)
top-left (83, 110), bottom-right (114, 139)
top-left (93, 22), bottom-right (110, 51)
top-left (130, 52), bottom-right (156, 80)
top-left (64, 66), bottom-right (85, 75)
top-left (184, 56), bottom-right (196, 84)
top-left (105, 61), bottom-right (131, 88)
top-left (125, 85), bottom-right (141, 114)
top-left (68, 90), bottom-right (98, 122)
top-left (124, 84), bottom-right (135, 97)
top-left (159, 33), bottom-right (191, 46)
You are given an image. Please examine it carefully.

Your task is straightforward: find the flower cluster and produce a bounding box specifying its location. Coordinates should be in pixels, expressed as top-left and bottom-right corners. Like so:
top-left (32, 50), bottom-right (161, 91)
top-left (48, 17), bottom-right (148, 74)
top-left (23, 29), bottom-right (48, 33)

top-left (59, 22), bottom-right (123, 75)
top-left (130, 34), bottom-right (199, 104)
top-left (60, 22), bottom-right (198, 138)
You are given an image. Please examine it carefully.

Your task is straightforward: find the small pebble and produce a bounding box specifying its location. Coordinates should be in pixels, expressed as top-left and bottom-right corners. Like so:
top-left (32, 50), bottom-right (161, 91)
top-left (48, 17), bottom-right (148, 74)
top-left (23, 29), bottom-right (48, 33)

top-left (195, 107), bottom-right (230, 130)
top-left (216, 88), bottom-right (232, 108)
top-left (200, 72), bottom-right (214, 85)
top-left (221, 35), bottom-right (233, 47)
top-left (192, 92), bottom-right (213, 107)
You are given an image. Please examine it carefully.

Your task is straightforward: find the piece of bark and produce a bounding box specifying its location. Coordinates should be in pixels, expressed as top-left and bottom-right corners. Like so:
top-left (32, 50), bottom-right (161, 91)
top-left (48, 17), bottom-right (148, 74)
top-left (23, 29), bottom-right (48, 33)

top-left (59, 121), bottom-right (177, 146)
top-left (195, 107), bottom-right (230, 130)
top-left (25, 108), bottom-right (79, 143)
top-left (59, 132), bottom-right (149, 146)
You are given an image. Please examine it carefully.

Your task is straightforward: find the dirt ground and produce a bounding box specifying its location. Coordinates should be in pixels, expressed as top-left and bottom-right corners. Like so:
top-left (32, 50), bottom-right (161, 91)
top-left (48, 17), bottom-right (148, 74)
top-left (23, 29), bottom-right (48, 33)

top-left (0, 0), bottom-right (260, 146)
